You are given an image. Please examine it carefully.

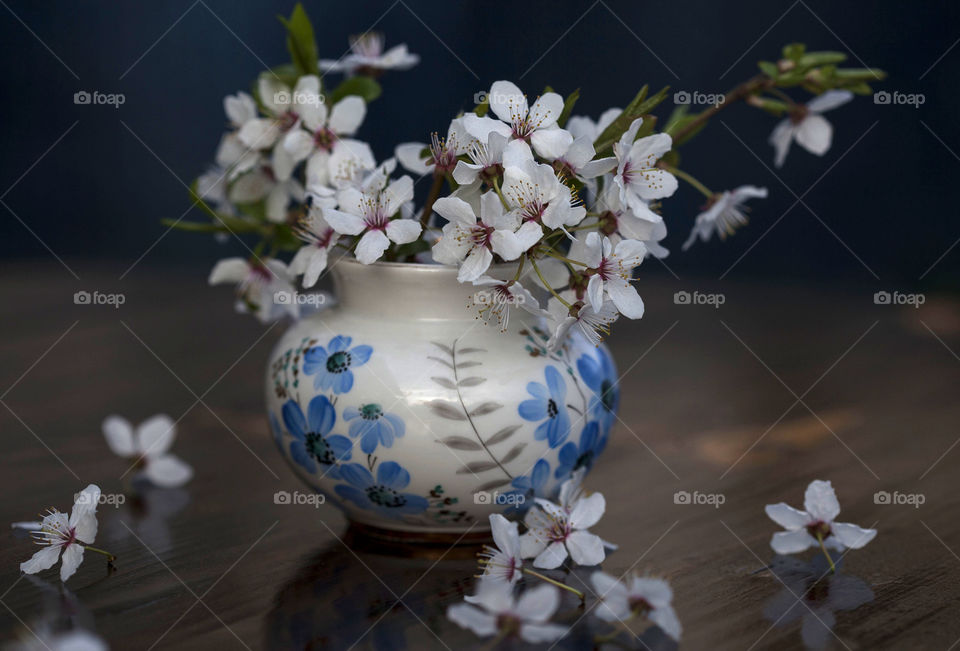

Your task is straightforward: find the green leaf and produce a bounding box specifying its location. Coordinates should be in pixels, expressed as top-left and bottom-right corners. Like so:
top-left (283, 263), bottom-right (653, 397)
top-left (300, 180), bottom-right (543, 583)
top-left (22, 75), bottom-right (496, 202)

top-left (473, 94), bottom-right (490, 117)
top-left (782, 43), bottom-right (805, 60)
top-left (328, 75), bottom-right (382, 104)
top-left (798, 51), bottom-right (847, 68)
top-left (758, 60), bottom-right (779, 79)
top-left (268, 63), bottom-right (300, 89)
top-left (278, 3), bottom-right (318, 77)
top-left (592, 85), bottom-right (669, 155)
top-left (558, 88), bottom-right (579, 128)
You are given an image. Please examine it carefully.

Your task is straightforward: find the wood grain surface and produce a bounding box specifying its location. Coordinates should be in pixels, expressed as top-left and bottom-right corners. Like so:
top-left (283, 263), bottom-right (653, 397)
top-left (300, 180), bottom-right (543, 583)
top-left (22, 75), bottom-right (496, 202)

top-left (1, 265), bottom-right (958, 650)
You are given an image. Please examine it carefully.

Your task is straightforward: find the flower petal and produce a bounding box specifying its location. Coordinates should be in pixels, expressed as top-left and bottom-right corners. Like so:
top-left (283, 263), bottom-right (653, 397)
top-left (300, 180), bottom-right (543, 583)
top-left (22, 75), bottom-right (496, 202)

top-left (566, 529), bottom-right (605, 566)
top-left (102, 415), bottom-right (136, 457)
top-left (569, 492), bottom-right (605, 530)
top-left (514, 583), bottom-right (560, 622)
top-left (144, 454), bottom-right (194, 488)
top-left (771, 529), bottom-right (817, 554)
top-left (385, 219), bottom-right (422, 245)
top-left (354, 230), bottom-right (391, 265)
top-left (488, 80), bottom-right (527, 125)
top-left (795, 114), bottom-right (833, 156)
top-left (20, 545), bottom-right (61, 575)
top-left (533, 541), bottom-right (569, 569)
top-left (59, 544), bottom-right (84, 582)
top-left (804, 480), bottom-right (840, 522)
top-left (137, 414), bottom-right (176, 457)
top-left (328, 96), bottom-right (366, 135)
top-left (530, 127), bottom-right (573, 160)
top-left (765, 503), bottom-right (810, 530)
top-left (831, 522), bottom-right (877, 549)
top-left (446, 603), bottom-right (497, 637)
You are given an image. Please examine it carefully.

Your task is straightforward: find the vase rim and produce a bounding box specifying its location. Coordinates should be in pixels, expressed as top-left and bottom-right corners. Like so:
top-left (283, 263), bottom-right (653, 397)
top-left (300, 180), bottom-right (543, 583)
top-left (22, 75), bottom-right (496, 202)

top-left (333, 255), bottom-right (517, 276)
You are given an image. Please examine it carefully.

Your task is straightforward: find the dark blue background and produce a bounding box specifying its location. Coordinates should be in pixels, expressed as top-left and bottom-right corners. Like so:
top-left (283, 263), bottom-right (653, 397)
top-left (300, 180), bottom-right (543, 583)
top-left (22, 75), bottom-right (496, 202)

top-left (1, 0), bottom-right (956, 286)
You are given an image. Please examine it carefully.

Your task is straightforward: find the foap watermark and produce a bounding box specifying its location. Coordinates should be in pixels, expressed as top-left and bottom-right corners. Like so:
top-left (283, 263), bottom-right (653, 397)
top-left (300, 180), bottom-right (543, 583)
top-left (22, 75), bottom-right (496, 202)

top-left (874, 490), bottom-right (925, 508)
top-left (473, 289), bottom-right (526, 306)
top-left (74, 90), bottom-right (125, 109)
top-left (74, 491), bottom-right (126, 508)
top-left (674, 290), bottom-right (725, 308)
top-left (874, 290), bottom-right (925, 308)
top-left (473, 89), bottom-right (525, 106)
top-left (274, 89), bottom-right (324, 107)
top-left (74, 290), bottom-right (125, 308)
top-left (873, 90), bottom-right (924, 109)
top-left (673, 490), bottom-right (725, 508)
top-left (474, 490), bottom-right (525, 506)
top-left (274, 291), bottom-right (327, 307)
top-left (673, 90), bottom-right (725, 107)
top-left (273, 490), bottom-right (326, 508)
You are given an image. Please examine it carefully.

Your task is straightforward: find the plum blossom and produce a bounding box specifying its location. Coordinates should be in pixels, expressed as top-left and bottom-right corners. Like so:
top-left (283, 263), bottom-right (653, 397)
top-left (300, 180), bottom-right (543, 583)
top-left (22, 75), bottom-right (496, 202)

top-left (591, 571), bottom-right (682, 641)
top-left (18, 485), bottom-right (103, 582)
top-left (323, 176), bottom-right (421, 264)
top-left (431, 191), bottom-right (541, 281)
top-left (283, 95), bottom-right (367, 174)
top-left (395, 118), bottom-right (474, 176)
top-left (566, 108), bottom-right (621, 142)
top-left (319, 32), bottom-right (419, 75)
top-left (468, 81), bottom-right (573, 159)
top-left (452, 131), bottom-right (508, 187)
top-left (447, 580), bottom-right (568, 643)
top-left (471, 276), bottom-right (547, 331)
top-left (208, 257), bottom-right (298, 322)
top-left (546, 293), bottom-right (620, 351)
top-left (502, 147), bottom-right (584, 229)
top-left (237, 76), bottom-right (322, 151)
top-left (290, 204), bottom-right (340, 288)
top-left (9, 627), bottom-right (107, 651)
top-left (477, 514), bottom-right (523, 585)
top-left (769, 90), bottom-right (853, 168)
top-left (613, 119), bottom-right (678, 215)
top-left (520, 479), bottom-right (610, 569)
top-left (549, 135), bottom-right (617, 181)
top-left (765, 480), bottom-right (877, 555)
top-left (102, 414), bottom-right (193, 488)
top-left (579, 232), bottom-right (647, 319)
top-left (593, 179), bottom-right (668, 258)
top-left (683, 185), bottom-right (768, 250)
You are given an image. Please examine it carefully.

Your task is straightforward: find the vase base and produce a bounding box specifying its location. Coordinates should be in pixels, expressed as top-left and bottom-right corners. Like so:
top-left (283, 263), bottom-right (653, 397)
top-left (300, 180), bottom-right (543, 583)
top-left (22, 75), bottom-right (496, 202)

top-left (344, 521), bottom-right (493, 557)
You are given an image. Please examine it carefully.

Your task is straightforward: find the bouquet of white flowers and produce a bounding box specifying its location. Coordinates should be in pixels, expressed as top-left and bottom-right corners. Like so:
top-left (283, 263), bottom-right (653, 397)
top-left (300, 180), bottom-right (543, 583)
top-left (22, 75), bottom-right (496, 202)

top-left (176, 3), bottom-right (884, 347)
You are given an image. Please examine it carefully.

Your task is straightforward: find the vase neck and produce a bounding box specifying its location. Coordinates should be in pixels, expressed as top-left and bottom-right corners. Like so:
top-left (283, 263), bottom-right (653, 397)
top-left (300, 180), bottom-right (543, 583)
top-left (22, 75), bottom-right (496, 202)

top-left (330, 259), bottom-right (516, 323)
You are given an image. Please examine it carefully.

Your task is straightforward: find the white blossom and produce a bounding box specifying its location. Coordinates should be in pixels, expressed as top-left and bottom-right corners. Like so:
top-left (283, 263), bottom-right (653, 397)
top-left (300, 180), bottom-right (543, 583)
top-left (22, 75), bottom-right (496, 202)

top-left (769, 90), bottom-right (853, 167)
top-left (102, 414), bottom-right (193, 488)
top-left (319, 33), bottom-right (419, 74)
top-left (208, 257), bottom-right (298, 322)
top-left (765, 480), bottom-right (877, 555)
top-left (590, 571), bottom-right (682, 641)
top-left (447, 580), bottom-right (568, 643)
top-left (683, 185), bottom-right (768, 250)
top-left (613, 119), bottom-right (678, 216)
top-left (18, 485), bottom-right (102, 583)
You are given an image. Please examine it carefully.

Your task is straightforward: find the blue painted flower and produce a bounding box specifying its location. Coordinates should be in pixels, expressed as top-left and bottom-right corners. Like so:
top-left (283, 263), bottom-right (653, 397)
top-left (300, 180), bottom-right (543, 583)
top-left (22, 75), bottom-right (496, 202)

top-left (519, 366), bottom-right (571, 448)
top-left (282, 395), bottom-right (352, 477)
top-left (577, 349), bottom-right (619, 432)
top-left (555, 421), bottom-right (606, 479)
top-left (343, 403), bottom-right (405, 454)
top-left (504, 458), bottom-right (550, 512)
top-left (303, 335), bottom-right (373, 394)
top-left (334, 461), bottom-right (429, 518)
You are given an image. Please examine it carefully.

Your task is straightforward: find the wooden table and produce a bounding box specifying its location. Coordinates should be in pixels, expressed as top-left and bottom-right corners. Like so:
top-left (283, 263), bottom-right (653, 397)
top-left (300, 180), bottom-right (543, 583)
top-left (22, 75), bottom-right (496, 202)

top-left (1, 264), bottom-right (958, 650)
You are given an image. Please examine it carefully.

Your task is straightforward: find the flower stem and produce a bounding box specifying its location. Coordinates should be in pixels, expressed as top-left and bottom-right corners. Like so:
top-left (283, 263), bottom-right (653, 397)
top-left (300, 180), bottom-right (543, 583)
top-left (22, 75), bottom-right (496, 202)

top-left (522, 568), bottom-right (584, 601)
top-left (530, 258), bottom-right (571, 309)
top-left (670, 74), bottom-right (774, 144)
top-left (492, 177), bottom-right (510, 210)
top-left (661, 165), bottom-right (713, 199)
top-left (83, 545), bottom-right (117, 563)
top-left (540, 248), bottom-right (588, 268)
top-left (815, 532), bottom-right (836, 573)
top-left (419, 173), bottom-right (445, 229)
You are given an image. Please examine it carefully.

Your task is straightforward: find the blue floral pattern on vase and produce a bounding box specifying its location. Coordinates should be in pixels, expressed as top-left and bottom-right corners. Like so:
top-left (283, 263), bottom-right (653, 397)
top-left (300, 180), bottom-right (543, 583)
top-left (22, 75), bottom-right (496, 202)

top-left (577, 349), bottom-right (619, 433)
top-left (335, 461), bottom-right (429, 518)
top-left (303, 335), bottom-right (372, 394)
top-left (504, 458), bottom-right (549, 512)
top-left (518, 366), bottom-right (571, 448)
top-left (343, 403), bottom-right (405, 454)
top-left (555, 421), bottom-right (606, 478)
top-left (282, 395), bottom-right (352, 478)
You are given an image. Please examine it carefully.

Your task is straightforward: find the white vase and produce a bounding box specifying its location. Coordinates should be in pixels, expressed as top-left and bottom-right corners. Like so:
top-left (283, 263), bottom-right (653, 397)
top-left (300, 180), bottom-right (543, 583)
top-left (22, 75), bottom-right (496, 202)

top-left (265, 258), bottom-right (618, 542)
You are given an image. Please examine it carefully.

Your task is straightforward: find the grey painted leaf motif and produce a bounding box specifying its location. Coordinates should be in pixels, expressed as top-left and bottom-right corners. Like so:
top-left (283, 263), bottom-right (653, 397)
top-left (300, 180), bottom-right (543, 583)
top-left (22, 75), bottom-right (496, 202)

top-left (458, 361), bottom-right (482, 369)
top-left (431, 376), bottom-right (457, 390)
top-left (499, 443), bottom-right (526, 464)
top-left (429, 400), bottom-right (467, 420)
top-left (427, 356), bottom-right (455, 370)
top-left (458, 376), bottom-right (486, 387)
top-left (486, 425), bottom-right (520, 445)
top-left (440, 436), bottom-right (484, 451)
top-left (458, 347), bottom-right (487, 354)
top-left (475, 478), bottom-right (512, 492)
top-left (432, 342), bottom-right (454, 356)
top-left (457, 460), bottom-right (500, 474)
top-left (469, 402), bottom-right (502, 417)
